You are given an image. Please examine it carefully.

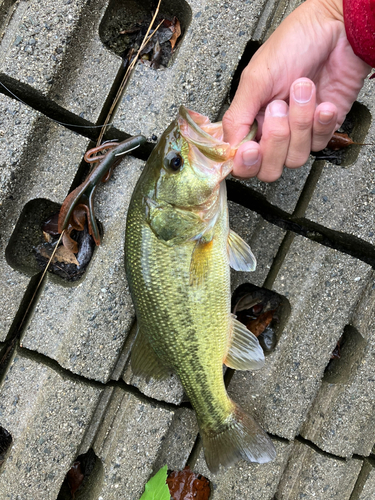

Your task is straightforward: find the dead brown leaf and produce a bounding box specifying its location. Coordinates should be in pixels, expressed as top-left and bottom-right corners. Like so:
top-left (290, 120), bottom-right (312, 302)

top-left (327, 132), bottom-right (355, 150)
top-left (67, 461), bottom-right (84, 499)
top-left (38, 245), bottom-right (79, 266)
top-left (42, 231), bottom-right (52, 243)
top-left (247, 310), bottom-right (275, 337)
top-left (169, 18), bottom-right (181, 50)
top-left (167, 466), bottom-right (210, 500)
top-left (327, 132), bottom-right (370, 150)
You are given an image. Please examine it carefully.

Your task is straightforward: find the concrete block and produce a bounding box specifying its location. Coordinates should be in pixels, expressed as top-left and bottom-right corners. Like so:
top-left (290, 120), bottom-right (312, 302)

top-left (153, 407), bottom-right (199, 472)
top-left (228, 200), bottom-right (286, 290)
top-left (92, 386), bottom-right (196, 499)
top-left (0, 348), bottom-right (103, 499)
top-left (194, 438), bottom-right (293, 500)
top-left (305, 81), bottom-right (375, 245)
top-left (350, 459), bottom-right (375, 500)
top-left (238, 157), bottom-right (313, 213)
top-left (276, 440), bottom-right (362, 500)
top-left (300, 281), bottom-right (375, 458)
top-left (0, 0), bottom-right (121, 122)
top-left (0, 94), bottom-right (88, 341)
top-left (228, 157), bottom-right (314, 291)
top-left (22, 156), bottom-right (144, 383)
top-left (228, 236), bottom-right (371, 440)
top-left (114, 0), bottom-right (269, 137)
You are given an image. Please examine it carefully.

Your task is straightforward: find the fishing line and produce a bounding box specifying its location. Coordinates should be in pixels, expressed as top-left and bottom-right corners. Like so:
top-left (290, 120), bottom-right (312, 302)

top-left (0, 80), bottom-right (115, 129)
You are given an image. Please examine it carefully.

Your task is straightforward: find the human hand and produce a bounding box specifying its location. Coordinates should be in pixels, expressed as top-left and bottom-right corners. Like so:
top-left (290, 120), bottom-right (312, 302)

top-left (223, 0), bottom-right (371, 181)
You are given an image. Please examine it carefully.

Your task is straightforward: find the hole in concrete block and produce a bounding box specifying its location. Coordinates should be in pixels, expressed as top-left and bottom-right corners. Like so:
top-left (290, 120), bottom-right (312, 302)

top-left (229, 40), bottom-right (261, 102)
top-left (57, 448), bottom-right (104, 500)
top-left (99, 0), bottom-right (192, 67)
top-left (6, 198), bottom-right (62, 277)
top-left (231, 283), bottom-right (290, 355)
top-left (323, 325), bottom-right (366, 384)
top-left (0, 426), bottom-right (12, 470)
top-left (313, 101), bottom-right (372, 166)
top-left (5, 199), bottom-right (98, 283)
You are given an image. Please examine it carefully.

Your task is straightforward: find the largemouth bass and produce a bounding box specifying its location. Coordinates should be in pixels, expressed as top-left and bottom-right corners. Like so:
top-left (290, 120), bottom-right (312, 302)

top-left (125, 106), bottom-right (276, 472)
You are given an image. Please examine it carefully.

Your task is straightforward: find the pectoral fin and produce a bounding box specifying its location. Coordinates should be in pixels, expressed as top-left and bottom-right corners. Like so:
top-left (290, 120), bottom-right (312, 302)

top-left (227, 230), bottom-right (256, 272)
top-left (224, 316), bottom-right (265, 370)
top-left (131, 325), bottom-right (171, 382)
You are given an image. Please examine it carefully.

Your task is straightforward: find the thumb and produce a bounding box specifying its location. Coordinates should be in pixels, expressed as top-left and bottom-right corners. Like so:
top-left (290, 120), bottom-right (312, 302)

top-left (223, 66), bottom-right (272, 146)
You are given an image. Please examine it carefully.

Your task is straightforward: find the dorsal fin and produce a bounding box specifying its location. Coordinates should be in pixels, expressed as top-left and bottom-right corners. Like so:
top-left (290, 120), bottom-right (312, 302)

top-left (224, 316), bottom-right (265, 370)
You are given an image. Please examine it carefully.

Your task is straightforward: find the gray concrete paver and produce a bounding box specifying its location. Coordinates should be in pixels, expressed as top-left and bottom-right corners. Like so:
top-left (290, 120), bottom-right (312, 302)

top-left (0, 94), bottom-right (88, 341)
top-left (305, 80), bottom-right (375, 245)
top-left (300, 279), bottom-right (375, 458)
top-left (113, 0), bottom-right (268, 137)
top-left (351, 459), bottom-right (375, 500)
top-left (277, 440), bottom-right (362, 500)
top-left (92, 387), bottom-right (196, 500)
top-left (228, 201), bottom-right (286, 290)
top-left (0, 0), bottom-right (121, 122)
top-left (194, 439), bottom-right (293, 500)
top-left (0, 348), bottom-right (103, 499)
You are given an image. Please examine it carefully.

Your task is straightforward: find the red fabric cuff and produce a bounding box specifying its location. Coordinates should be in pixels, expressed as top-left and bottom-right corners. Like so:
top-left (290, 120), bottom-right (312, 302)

top-left (343, 0), bottom-right (375, 68)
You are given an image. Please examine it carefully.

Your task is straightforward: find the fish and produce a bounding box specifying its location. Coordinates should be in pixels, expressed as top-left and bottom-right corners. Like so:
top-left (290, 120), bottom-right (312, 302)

top-left (124, 106), bottom-right (276, 472)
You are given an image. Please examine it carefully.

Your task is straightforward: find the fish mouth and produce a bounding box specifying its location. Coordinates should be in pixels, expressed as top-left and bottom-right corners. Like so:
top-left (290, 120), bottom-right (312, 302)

top-left (178, 106), bottom-right (235, 180)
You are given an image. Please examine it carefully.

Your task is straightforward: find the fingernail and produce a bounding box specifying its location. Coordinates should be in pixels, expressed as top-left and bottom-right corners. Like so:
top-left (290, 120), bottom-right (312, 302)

top-left (242, 148), bottom-right (259, 166)
top-left (268, 100), bottom-right (288, 117)
top-left (318, 110), bottom-right (334, 125)
top-left (293, 81), bottom-right (313, 103)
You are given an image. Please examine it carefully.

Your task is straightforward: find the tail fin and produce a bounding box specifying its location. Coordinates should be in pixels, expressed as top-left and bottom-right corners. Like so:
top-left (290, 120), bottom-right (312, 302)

top-left (200, 403), bottom-right (276, 473)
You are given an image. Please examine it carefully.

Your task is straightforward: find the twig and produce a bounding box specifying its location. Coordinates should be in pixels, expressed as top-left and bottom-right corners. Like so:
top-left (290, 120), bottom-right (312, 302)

top-left (95, 0), bottom-right (163, 147)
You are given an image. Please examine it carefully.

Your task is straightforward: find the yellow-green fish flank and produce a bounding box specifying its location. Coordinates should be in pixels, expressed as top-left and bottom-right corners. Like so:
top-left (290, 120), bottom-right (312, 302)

top-left (125, 106), bottom-right (275, 472)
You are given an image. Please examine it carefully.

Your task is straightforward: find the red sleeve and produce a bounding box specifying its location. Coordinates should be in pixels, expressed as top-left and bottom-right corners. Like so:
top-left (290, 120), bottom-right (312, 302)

top-left (343, 0), bottom-right (375, 68)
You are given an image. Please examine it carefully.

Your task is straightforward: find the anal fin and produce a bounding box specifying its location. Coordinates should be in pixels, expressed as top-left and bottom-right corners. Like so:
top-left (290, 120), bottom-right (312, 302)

top-left (224, 316), bottom-right (265, 370)
top-left (227, 229), bottom-right (256, 271)
top-left (131, 325), bottom-right (171, 382)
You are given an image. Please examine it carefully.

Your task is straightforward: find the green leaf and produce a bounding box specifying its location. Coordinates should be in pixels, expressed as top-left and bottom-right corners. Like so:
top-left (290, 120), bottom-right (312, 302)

top-left (139, 465), bottom-right (170, 500)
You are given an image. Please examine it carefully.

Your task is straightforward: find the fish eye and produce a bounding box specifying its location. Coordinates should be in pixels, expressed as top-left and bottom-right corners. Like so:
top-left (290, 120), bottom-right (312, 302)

top-left (164, 151), bottom-right (184, 172)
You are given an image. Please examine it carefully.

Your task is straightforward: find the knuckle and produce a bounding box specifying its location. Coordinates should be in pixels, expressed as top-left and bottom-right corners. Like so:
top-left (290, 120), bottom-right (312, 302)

top-left (292, 116), bottom-right (313, 131)
top-left (264, 126), bottom-right (290, 143)
top-left (311, 138), bottom-right (329, 152)
top-left (258, 168), bottom-right (282, 183)
top-left (285, 152), bottom-right (309, 168)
